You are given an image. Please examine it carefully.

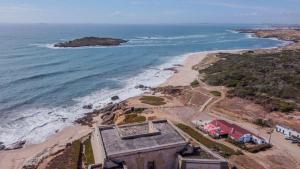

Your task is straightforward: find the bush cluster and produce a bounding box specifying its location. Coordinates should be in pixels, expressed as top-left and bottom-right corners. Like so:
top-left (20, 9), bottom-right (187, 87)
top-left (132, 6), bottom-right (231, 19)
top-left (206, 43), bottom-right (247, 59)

top-left (200, 50), bottom-right (300, 112)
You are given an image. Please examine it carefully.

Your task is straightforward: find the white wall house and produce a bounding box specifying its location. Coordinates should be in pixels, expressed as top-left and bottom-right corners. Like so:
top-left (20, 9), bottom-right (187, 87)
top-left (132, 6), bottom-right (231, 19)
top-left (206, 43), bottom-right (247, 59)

top-left (252, 135), bottom-right (267, 144)
top-left (276, 125), bottom-right (300, 138)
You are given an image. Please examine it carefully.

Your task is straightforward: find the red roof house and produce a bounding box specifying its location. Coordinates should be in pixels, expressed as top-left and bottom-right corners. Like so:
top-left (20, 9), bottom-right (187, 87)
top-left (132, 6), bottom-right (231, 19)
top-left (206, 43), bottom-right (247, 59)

top-left (204, 120), bottom-right (266, 144)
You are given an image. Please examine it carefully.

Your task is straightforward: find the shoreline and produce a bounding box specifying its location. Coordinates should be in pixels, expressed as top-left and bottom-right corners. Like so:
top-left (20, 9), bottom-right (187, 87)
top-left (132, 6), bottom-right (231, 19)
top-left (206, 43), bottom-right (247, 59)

top-left (0, 29), bottom-right (295, 169)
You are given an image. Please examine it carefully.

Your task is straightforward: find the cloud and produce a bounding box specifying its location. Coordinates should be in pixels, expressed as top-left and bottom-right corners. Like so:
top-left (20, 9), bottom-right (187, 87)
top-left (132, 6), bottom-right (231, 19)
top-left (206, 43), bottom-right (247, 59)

top-left (238, 12), bottom-right (258, 16)
top-left (110, 10), bottom-right (121, 17)
top-left (196, 0), bottom-right (267, 11)
top-left (0, 5), bottom-right (41, 13)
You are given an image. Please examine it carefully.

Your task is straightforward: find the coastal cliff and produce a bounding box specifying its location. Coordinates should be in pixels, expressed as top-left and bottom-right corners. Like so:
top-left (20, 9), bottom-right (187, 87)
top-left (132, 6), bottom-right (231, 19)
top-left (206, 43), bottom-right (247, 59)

top-left (54, 37), bottom-right (128, 47)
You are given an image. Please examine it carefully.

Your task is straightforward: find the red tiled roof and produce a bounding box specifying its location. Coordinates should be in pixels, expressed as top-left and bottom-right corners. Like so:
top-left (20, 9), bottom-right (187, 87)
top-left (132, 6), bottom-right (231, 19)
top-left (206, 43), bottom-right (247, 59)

top-left (210, 120), bottom-right (252, 139)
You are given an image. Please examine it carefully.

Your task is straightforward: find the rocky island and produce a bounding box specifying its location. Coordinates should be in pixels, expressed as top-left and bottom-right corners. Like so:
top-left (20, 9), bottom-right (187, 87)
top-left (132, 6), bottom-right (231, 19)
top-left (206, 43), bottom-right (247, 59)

top-left (54, 37), bottom-right (128, 47)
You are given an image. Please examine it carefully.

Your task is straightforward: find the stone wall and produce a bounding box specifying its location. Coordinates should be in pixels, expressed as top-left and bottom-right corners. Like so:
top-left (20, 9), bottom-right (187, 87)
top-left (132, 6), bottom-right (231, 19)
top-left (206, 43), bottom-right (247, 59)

top-left (108, 146), bottom-right (185, 169)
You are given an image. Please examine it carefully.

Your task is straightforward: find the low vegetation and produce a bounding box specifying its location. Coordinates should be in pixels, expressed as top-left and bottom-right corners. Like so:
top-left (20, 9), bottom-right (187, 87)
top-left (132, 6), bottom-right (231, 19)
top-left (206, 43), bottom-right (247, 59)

top-left (46, 140), bottom-right (82, 169)
top-left (191, 80), bottom-right (200, 87)
top-left (210, 91), bottom-right (222, 97)
top-left (122, 113), bottom-right (146, 124)
top-left (253, 118), bottom-right (272, 127)
top-left (140, 96), bottom-right (166, 106)
top-left (176, 123), bottom-right (242, 158)
top-left (83, 137), bottom-right (95, 166)
top-left (200, 50), bottom-right (300, 113)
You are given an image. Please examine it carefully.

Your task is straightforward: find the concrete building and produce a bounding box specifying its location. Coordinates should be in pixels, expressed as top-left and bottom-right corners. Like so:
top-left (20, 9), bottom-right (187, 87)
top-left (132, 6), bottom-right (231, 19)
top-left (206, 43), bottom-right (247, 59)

top-left (276, 124), bottom-right (300, 138)
top-left (90, 119), bottom-right (228, 169)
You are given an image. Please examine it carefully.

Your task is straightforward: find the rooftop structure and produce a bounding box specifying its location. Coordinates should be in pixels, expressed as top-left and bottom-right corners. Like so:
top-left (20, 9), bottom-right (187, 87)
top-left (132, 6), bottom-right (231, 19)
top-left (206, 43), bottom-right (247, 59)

top-left (100, 120), bottom-right (186, 157)
top-left (90, 119), bottom-right (228, 169)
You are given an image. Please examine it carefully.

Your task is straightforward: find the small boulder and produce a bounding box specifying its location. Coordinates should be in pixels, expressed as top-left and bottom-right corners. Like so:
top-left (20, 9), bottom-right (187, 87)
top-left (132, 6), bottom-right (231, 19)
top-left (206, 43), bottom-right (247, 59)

top-left (111, 96), bottom-right (119, 101)
top-left (0, 145), bottom-right (5, 150)
top-left (6, 140), bottom-right (26, 150)
top-left (83, 104), bottom-right (93, 109)
top-left (135, 84), bottom-right (151, 90)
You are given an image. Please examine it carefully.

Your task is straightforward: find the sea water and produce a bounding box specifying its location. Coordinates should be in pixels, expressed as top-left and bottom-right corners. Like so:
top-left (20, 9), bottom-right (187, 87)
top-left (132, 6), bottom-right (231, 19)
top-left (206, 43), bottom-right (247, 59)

top-left (0, 24), bottom-right (285, 146)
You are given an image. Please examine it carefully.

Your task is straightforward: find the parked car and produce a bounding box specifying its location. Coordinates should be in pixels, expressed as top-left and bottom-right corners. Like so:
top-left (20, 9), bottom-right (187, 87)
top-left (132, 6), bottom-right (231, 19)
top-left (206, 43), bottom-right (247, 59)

top-left (284, 135), bottom-right (293, 140)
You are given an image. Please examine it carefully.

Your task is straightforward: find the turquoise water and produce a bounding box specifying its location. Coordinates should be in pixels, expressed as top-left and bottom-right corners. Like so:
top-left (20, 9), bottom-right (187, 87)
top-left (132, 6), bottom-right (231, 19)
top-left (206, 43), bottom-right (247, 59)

top-left (0, 24), bottom-right (285, 146)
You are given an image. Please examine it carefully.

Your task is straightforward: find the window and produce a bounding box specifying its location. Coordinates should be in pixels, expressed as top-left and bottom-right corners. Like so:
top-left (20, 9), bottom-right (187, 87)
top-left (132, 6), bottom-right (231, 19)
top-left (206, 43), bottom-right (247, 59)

top-left (147, 161), bottom-right (155, 169)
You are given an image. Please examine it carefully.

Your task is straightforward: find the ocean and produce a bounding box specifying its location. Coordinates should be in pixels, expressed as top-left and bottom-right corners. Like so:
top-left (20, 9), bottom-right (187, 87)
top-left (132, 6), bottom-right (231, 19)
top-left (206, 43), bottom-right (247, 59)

top-left (0, 24), bottom-right (285, 146)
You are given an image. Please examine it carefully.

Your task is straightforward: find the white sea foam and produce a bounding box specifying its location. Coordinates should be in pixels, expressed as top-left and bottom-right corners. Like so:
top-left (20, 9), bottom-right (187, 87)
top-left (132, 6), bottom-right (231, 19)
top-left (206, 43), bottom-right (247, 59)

top-left (226, 29), bottom-right (239, 34)
top-left (134, 34), bottom-right (208, 40)
top-left (6, 31), bottom-right (290, 147)
top-left (0, 52), bottom-right (186, 146)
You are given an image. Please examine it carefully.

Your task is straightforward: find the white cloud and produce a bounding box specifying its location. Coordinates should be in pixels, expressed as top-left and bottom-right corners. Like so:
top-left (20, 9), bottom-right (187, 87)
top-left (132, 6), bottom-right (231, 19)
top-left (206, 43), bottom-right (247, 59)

top-left (0, 5), bottom-right (41, 13)
top-left (195, 0), bottom-right (267, 11)
top-left (110, 10), bottom-right (121, 17)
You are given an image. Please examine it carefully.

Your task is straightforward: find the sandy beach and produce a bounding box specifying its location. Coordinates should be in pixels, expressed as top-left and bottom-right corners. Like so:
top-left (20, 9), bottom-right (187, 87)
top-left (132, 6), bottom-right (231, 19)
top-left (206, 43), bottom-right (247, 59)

top-left (162, 49), bottom-right (246, 87)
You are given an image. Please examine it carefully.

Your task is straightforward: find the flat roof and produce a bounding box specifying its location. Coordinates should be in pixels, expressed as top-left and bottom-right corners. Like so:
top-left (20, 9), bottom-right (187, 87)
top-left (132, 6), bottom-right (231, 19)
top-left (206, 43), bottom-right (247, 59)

top-left (98, 120), bottom-right (187, 157)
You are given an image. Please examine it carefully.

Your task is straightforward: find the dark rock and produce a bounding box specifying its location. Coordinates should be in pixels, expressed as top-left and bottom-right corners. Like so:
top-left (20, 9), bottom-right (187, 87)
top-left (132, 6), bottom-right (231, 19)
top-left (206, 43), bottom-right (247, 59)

top-left (163, 67), bottom-right (179, 73)
top-left (75, 101), bottom-right (127, 126)
top-left (0, 145), bottom-right (5, 150)
top-left (102, 113), bottom-right (115, 125)
top-left (173, 64), bottom-right (183, 67)
top-left (83, 104), bottom-right (93, 109)
top-left (135, 84), bottom-right (151, 90)
top-left (22, 165), bottom-right (36, 169)
top-left (66, 143), bottom-right (72, 147)
top-left (111, 96), bottom-right (119, 101)
top-left (5, 140), bottom-right (26, 150)
top-left (54, 37), bottom-right (128, 48)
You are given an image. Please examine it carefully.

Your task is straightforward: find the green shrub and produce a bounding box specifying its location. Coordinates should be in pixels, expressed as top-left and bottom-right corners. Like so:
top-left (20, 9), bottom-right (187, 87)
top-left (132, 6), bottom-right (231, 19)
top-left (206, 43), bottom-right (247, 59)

top-left (253, 118), bottom-right (271, 127)
top-left (210, 91), bottom-right (221, 97)
top-left (140, 96), bottom-right (166, 106)
top-left (200, 50), bottom-right (300, 113)
top-left (122, 113), bottom-right (146, 124)
top-left (191, 80), bottom-right (200, 87)
top-left (83, 137), bottom-right (95, 165)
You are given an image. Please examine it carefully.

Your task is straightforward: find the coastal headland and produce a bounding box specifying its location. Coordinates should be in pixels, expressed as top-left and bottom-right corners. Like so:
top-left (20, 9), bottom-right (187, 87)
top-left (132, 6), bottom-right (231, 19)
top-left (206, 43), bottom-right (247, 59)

top-left (1, 28), bottom-right (300, 169)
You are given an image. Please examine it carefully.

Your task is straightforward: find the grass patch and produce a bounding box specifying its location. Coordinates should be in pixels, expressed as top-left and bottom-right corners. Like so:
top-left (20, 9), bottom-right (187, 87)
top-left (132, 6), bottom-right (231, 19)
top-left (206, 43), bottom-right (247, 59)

top-left (46, 140), bottom-right (82, 169)
top-left (83, 137), bottom-right (95, 165)
top-left (122, 113), bottom-right (146, 124)
top-left (176, 123), bottom-right (240, 158)
top-left (191, 80), bottom-right (200, 87)
top-left (140, 96), bottom-right (166, 106)
top-left (253, 118), bottom-right (271, 127)
top-left (210, 91), bottom-right (222, 97)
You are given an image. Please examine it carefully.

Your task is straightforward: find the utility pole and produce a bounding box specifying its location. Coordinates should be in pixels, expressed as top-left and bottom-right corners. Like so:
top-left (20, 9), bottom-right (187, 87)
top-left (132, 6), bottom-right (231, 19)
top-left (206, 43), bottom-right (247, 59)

top-left (269, 128), bottom-right (274, 144)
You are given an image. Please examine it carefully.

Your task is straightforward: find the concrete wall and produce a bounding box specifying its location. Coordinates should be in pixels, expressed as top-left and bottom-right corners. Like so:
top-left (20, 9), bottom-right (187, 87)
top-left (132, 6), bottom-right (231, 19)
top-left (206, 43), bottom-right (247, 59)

top-left (178, 156), bottom-right (228, 169)
top-left (107, 145), bottom-right (185, 169)
top-left (276, 125), bottom-right (300, 138)
top-left (276, 125), bottom-right (289, 135)
top-left (252, 135), bottom-right (266, 144)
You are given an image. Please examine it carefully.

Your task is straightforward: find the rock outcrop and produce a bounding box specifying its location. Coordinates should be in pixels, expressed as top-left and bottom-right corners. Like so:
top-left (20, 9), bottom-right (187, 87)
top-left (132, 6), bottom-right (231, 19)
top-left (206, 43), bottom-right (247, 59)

top-left (54, 37), bottom-right (128, 47)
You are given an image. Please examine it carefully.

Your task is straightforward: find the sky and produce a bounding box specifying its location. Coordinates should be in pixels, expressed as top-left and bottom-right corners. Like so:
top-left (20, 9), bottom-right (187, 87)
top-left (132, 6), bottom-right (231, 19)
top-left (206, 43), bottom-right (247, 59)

top-left (0, 0), bottom-right (299, 24)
